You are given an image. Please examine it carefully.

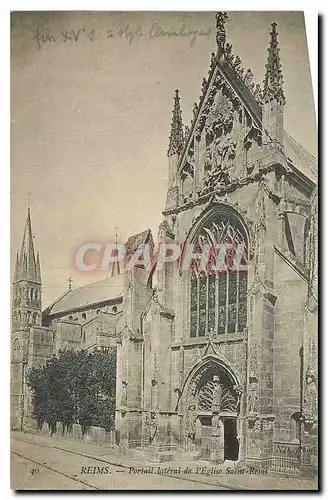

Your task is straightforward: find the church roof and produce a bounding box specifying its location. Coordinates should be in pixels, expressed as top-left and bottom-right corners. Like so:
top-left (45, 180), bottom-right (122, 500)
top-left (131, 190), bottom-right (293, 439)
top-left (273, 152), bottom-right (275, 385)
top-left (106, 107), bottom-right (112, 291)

top-left (44, 229), bottom-right (154, 318)
top-left (44, 273), bottom-right (123, 317)
top-left (125, 228), bottom-right (153, 262)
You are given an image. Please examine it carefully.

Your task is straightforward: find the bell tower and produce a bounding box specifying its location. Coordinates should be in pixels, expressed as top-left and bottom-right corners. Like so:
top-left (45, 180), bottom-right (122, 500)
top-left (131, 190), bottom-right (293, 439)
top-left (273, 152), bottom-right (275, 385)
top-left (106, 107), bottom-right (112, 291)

top-left (12, 208), bottom-right (42, 331)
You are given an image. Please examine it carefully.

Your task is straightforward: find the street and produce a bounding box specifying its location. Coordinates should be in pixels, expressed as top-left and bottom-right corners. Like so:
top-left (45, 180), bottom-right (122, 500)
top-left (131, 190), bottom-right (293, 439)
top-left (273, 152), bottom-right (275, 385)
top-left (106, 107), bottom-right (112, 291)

top-left (10, 432), bottom-right (318, 491)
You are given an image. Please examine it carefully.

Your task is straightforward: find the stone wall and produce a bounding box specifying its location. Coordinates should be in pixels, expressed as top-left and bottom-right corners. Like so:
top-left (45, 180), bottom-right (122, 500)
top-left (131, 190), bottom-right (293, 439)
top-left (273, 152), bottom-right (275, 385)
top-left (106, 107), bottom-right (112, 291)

top-left (34, 422), bottom-right (116, 447)
top-left (273, 254), bottom-right (307, 441)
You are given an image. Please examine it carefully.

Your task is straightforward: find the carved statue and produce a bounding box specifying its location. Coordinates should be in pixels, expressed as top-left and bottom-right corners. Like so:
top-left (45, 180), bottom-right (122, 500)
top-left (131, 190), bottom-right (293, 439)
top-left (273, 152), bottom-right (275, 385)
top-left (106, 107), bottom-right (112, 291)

top-left (121, 379), bottom-right (128, 406)
top-left (254, 83), bottom-right (262, 101)
top-left (210, 52), bottom-right (216, 70)
top-left (193, 102), bottom-right (198, 119)
top-left (215, 12), bottom-right (229, 34)
top-left (184, 125), bottom-right (190, 141)
top-left (212, 375), bottom-right (222, 413)
top-left (224, 43), bottom-right (233, 63)
top-left (233, 55), bottom-right (242, 70)
top-left (237, 66), bottom-right (244, 79)
top-left (244, 68), bottom-right (254, 88)
top-left (216, 12), bottom-right (228, 52)
top-left (186, 403), bottom-right (197, 439)
top-left (303, 372), bottom-right (318, 423)
top-left (248, 380), bottom-right (259, 414)
top-left (201, 78), bottom-right (207, 94)
top-left (211, 414), bottom-right (222, 438)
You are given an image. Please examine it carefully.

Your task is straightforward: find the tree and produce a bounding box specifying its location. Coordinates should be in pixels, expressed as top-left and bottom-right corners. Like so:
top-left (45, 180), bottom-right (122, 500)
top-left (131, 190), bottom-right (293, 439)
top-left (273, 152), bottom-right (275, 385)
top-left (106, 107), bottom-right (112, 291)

top-left (26, 347), bottom-right (117, 434)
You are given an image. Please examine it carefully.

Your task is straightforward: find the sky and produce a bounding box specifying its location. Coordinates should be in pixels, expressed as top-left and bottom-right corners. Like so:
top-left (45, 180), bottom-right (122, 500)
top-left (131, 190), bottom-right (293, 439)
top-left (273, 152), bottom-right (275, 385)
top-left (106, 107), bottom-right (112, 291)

top-left (11, 11), bottom-right (317, 308)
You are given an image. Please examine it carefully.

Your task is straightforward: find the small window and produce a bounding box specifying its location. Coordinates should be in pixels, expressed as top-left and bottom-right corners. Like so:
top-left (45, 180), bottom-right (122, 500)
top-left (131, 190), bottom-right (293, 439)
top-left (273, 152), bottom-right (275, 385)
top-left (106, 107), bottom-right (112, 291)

top-left (13, 338), bottom-right (20, 361)
top-left (97, 309), bottom-right (100, 314)
top-left (112, 306), bottom-right (118, 313)
top-left (68, 315), bottom-right (73, 320)
top-left (290, 412), bottom-right (302, 442)
top-left (82, 313), bottom-right (87, 320)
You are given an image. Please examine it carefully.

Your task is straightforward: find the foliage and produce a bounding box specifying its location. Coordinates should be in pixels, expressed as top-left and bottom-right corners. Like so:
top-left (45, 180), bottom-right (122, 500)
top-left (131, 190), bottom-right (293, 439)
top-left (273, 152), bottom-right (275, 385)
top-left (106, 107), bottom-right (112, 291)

top-left (26, 347), bottom-right (116, 434)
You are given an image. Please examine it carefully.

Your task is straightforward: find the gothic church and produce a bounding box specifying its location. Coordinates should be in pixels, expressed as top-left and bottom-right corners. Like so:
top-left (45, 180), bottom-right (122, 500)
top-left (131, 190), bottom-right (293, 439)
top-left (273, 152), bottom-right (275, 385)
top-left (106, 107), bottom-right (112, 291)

top-left (11, 13), bottom-right (318, 475)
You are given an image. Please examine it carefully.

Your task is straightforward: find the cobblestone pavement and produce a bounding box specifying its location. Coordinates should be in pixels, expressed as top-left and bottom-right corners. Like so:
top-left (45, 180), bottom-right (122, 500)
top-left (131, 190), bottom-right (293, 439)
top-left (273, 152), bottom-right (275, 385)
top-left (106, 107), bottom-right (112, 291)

top-left (10, 431), bottom-right (318, 491)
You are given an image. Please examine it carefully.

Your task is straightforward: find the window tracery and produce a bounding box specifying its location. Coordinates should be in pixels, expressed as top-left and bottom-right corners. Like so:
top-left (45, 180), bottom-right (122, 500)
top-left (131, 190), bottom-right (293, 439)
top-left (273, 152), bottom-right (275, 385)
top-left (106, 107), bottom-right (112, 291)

top-left (189, 212), bottom-right (248, 337)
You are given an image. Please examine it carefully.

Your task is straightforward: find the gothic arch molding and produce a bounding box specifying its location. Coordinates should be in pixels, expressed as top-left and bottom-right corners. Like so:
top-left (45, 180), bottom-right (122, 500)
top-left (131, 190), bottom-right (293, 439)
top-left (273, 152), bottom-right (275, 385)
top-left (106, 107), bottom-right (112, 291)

top-left (181, 202), bottom-right (255, 269)
top-left (181, 354), bottom-right (241, 401)
top-left (179, 355), bottom-right (243, 445)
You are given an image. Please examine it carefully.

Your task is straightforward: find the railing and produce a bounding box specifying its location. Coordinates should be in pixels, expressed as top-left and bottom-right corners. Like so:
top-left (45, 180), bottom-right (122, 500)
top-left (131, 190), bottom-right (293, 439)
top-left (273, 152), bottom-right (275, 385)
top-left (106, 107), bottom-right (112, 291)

top-left (267, 441), bottom-right (301, 475)
top-left (128, 440), bottom-right (178, 453)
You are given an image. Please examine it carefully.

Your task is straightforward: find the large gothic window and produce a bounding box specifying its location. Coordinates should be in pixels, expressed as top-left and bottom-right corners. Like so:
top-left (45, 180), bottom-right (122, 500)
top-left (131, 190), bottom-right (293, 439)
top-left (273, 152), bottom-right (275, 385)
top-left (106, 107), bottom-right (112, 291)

top-left (189, 212), bottom-right (248, 337)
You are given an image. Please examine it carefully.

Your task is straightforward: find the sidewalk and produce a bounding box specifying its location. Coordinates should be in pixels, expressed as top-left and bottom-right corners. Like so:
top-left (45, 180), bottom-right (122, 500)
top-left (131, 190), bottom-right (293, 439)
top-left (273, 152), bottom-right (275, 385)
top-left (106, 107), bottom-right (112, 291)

top-left (12, 431), bottom-right (318, 491)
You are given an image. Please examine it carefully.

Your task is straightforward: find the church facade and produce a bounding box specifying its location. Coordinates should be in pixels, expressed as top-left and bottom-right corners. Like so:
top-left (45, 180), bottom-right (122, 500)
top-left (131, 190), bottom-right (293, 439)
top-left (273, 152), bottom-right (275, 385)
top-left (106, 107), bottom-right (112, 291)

top-left (11, 13), bottom-right (318, 476)
top-left (114, 14), bottom-right (318, 473)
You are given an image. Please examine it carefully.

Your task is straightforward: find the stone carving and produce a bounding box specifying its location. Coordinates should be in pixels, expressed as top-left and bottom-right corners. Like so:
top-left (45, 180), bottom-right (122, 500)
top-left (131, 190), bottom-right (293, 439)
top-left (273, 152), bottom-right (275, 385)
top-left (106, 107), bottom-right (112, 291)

top-left (145, 411), bottom-right (158, 442)
top-left (184, 362), bottom-right (240, 445)
top-left (193, 102), bottom-right (198, 120)
top-left (215, 12), bottom-right (228, 53)
top-left (224, 43), bottom-right (233, 63)
top-left (211, 413), bottom-right (222, 438)
top-left (248, 340), bottom-right (259, 416)
top-left (232, 55), bottom-right (242, 71)
top-left (152, 351), bottom-right (159, 386)
top-left (198, 380), bottom-right (217, 411)
top-left (248, 380), bottom-right (259, 415)
top-left (209, 52), bottom-right (216, 73)
top-left (303, 372), bottom-right (317, 424)
top-left (158, 219), bottom-right (175, 240)
top-left (201, 78), bottom-right (207, 95)
top-left (197, 376), bottom-right (239, 414)
top-left (211, 375), bottom-right (222, 413)
top-left (249, 341), bottom-right (259, 379)
top-left (254, 84), bottom-right (263, 102)
top-left (237, 66), bottom-right (244, 79)
top-left (244, 69), bottom-right (254, 89)
top-left (179, 347), bottom-right (184, 386)
top-left (184, 125), bottom-right (191, 142)
top-left (201, 140), bottom-right (237, 194)
top-left (248, 417), bottom-right (261, 432)
top-left (205, 93), bottom-right (234, 141)
top-left (121, 379), bottom-right (128, 406)
top-left (234, 385), bottom-right (243, 413)
top-left (253, 182), bottom-right (266, 269)
top-left (185, 400), bottom-right (197, 440)
top-left (181, 140), bottom-right (195, 182)
top-left (195, 71), bottom-right (241, 141)
top-left (303, 335), bottom-right (317, 425)
top-left (307, 188), bottom-right (318, 310)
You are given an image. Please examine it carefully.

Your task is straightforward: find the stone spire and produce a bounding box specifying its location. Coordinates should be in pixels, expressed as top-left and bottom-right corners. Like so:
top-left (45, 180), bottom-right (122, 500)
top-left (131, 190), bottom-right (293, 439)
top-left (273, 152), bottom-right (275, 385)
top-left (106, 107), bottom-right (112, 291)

top-left (263, 22), bottom-right (285, 105)
top-left (36, 250), bottom-right (42, 283)
top-left (14, 250), bottom-right (19, 282)
top-left (215, 11), bottom-right (229, 56)
top-left (110, 226), bottom-right (121, 277)
top-left (15, 208), bottom-right (41, 284)
top-left (167, 89), bottom-right (184, 157)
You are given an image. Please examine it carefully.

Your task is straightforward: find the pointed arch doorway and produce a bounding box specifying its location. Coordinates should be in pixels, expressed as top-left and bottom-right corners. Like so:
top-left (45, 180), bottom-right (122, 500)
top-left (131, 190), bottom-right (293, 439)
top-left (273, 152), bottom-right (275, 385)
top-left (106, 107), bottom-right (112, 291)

top-left (183, 359), bottom-right (242, 463)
